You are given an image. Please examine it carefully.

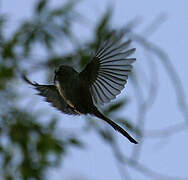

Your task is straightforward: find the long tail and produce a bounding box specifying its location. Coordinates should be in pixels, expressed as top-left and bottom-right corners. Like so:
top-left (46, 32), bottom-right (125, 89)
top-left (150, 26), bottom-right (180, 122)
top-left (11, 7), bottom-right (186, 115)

top-left (93, 109), bottom-right (138, 144)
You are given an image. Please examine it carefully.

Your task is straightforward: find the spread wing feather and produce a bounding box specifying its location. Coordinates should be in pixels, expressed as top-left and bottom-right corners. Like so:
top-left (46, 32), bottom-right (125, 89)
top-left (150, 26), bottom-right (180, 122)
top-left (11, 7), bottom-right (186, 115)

top-left (80, 32), bottom-right (136, 105)
top-left (22, 75), bottom-right (78, 115)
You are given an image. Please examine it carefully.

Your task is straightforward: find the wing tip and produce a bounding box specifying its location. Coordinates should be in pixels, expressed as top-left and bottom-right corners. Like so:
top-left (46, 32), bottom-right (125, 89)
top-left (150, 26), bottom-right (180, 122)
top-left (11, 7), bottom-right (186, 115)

top-left (130, 48), bottom-right (136, 53)
top-left (21, 73), bottom-right (33, 85)
top-left (21, 73), bottom-right (39, 87)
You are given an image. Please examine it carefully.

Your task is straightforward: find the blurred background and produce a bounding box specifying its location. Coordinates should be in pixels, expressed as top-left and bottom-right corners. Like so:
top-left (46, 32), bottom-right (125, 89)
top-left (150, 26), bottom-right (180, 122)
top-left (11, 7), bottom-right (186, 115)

top-left (0, 0), bottom-right (188, 179)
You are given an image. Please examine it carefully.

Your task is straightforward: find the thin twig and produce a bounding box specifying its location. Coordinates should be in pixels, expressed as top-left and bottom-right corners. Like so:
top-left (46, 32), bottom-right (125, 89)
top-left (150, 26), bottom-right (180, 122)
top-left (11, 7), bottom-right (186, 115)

top-left (133, 34), bottom-right (188, 129)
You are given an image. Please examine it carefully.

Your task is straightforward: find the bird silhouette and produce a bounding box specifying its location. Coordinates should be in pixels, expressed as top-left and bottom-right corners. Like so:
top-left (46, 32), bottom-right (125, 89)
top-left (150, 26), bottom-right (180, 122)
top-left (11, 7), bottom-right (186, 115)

top-left (22, 31), bottom-right (138, 144)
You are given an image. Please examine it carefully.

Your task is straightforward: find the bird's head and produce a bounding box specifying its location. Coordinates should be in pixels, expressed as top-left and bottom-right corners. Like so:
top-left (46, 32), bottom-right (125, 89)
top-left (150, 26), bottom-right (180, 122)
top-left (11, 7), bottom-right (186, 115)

top-left (54, 65), bottom-right (77, 84)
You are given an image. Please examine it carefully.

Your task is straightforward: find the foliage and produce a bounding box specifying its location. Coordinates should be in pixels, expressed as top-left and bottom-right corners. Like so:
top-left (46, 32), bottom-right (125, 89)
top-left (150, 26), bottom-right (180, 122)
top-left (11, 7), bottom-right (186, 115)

top-left (0, 1), bottom-right (87, 179)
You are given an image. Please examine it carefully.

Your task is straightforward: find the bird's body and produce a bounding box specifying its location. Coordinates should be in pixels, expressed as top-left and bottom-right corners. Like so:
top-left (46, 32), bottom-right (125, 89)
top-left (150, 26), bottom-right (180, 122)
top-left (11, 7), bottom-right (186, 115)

top-left (54, 66), bottom-right (94, 114)
top-left (23, 31), bottom-right (138, 144)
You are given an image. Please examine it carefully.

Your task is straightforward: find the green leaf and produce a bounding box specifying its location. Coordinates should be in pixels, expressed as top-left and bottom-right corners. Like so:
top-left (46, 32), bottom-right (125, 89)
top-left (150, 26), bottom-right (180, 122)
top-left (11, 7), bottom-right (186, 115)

top-left (117, 118), bottom-right (142, 136)
top-left (68, 138), bottom-right (83, 148)
top-left (96, 6), bottom-right (112, 40)
top-left (106, 101), bottom-right (124, 113)
top-left (35, 0), bottom-right (48, 14)
top-left (50, 0), bottom-right (79, 17)
top-left (2, 42), bottom-right (15, 59)
top-left (0, 65), bottom-right (14, 89)
top-left (43, 31), bottom-right (53, 50)
top-left (99, 129), bottom-right (114, 143)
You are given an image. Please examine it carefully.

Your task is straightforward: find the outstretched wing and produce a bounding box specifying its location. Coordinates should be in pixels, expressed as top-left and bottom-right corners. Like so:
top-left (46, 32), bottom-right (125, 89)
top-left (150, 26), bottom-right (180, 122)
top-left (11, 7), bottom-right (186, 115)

top-left (79, 31), bottom-right (136, 105)
top-left (22, 75), bottom-right (78, 115)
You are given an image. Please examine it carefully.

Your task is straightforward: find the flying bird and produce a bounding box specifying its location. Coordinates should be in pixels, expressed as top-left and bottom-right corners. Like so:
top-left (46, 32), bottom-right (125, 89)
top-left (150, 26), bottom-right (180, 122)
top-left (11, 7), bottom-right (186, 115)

top-left (22, 31), bottom-right (138, 144)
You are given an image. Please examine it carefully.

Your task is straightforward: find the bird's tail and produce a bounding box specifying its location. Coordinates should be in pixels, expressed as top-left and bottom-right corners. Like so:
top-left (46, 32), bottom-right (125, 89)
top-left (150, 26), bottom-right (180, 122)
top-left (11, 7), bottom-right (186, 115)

top-left (93, 109), bottom-right (138, 144)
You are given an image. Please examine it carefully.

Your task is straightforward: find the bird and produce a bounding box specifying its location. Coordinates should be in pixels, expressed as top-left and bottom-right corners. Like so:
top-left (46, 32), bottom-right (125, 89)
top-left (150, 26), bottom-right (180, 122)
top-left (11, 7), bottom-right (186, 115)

top-left (22, 31), bottom-right (138, 144)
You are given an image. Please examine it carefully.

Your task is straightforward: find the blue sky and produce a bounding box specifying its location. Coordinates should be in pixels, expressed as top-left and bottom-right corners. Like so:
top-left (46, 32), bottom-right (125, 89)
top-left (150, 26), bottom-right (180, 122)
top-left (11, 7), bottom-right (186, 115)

top-left (2, 0), bottom-right (188, 179)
